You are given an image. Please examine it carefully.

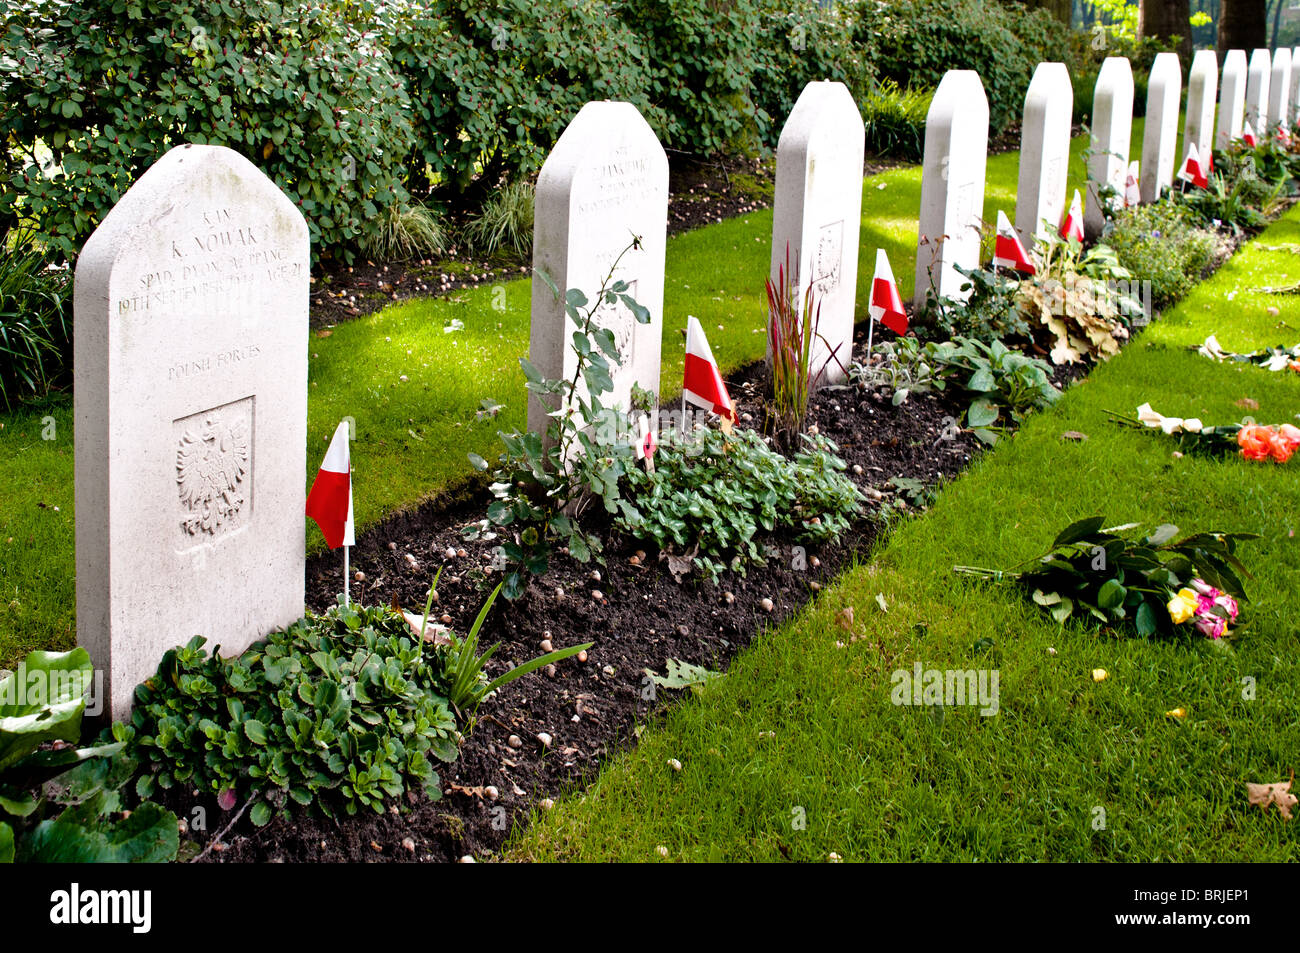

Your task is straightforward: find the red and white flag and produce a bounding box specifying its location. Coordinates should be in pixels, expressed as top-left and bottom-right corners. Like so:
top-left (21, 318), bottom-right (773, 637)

top-left (1124, 160), bottom-right (1140, 207)
top-left (683, 315), bottom-right (736, 422)
top-left (869, 249), bottom-right (908, 335)
top-left (1060, 188), bottom-right (1085, 244)
top-left (306, 420), bottom-right (354, 550)
top-left (992, 211), bottom-right (1035, 274)
top-left (1242, 120), bottom-right (1258, 147)
top-left (1177, 143), bottom-right (1209, 188)
top-left (1277, 125), bottom-right (1292, 146)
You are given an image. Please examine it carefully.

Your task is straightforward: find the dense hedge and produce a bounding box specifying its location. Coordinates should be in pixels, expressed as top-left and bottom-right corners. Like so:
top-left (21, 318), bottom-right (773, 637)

top-left (0, 0), bottom-right (1082, 266)
top-left (866, 0), bottom-right (1070, 134)
top-left (0, 0), bottom-right (414, 263)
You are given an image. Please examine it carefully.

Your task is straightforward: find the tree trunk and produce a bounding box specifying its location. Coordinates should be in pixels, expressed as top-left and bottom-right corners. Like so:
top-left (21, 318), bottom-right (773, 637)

top-left (1140, 0), bottom-right (1194, 60)
top-left (1269, 0), bottom-right (1282, 47)
top-left (1218, 0), bottom-right (1267, 51)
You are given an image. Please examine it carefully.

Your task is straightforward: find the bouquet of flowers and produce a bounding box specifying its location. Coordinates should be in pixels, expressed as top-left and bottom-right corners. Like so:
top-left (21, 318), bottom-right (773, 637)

top-left (1111, 403), bottom-right (1300, 463)
top-left (1196, 335), bottom-right (1300, 373)
top-left (954, 516), bottom-right (1255, 639)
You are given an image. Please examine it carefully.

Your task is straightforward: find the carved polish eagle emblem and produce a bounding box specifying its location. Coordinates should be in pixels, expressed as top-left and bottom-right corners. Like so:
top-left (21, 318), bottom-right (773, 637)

top-left (176, 410), bottom-right (250, 535)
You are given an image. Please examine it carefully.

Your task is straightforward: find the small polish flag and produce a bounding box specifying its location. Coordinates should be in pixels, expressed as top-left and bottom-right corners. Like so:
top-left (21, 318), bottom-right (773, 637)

top-left (1242, 120), bottom-right (1258, 147)
top-left (683, 315), bottom-right (736, 422)
top-left (306, 420), bottom-right (354, 550)
top-left (1060, 189), bottom-right (1085, 244)
top-left (992, 211), bottom-right (1035, 274)
top-left (1124, 160), bottom-right (1140, 207)
top-left (869, 249), bottom-right (908, 334)
top-left (1277, 125), bottom-right (1292, 146)
top-left (1177, 143), bottom-right (1208, 188)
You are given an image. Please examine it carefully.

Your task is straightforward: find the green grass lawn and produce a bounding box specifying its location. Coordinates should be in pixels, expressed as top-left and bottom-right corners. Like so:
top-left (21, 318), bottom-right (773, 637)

top-left (508, 204), bottom-right (1300, 862)
top-left (0, 117), bottom-right (1138, 670)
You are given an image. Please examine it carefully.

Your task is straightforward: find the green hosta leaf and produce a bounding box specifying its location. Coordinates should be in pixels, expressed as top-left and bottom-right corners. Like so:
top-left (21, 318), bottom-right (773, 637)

top-left (467, 453), bottom-right (488, 471)
top-left (0, 822), bottom-right (12, 863)
top-left (966, 398), bottom-right (999, 428)
top-left (250, 801), bottom-right (272, 827)
top-left (18, 802), bottom-right (178, 863)
top-left (1049, 597), bottom-right (1074, 624)
top-left (1032, 589), bottom-right (1061, 606)
top-left (967, 367), bottom-right (996, 392)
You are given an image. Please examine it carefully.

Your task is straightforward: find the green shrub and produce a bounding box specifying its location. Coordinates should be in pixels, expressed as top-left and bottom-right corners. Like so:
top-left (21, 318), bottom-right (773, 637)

top-left (918, 263), bottom-right (1029, 344)
top-left (617, 427), bottom-right (864, 583)
top-left (389, 1), bottom-right (660, 207)
top-left (751, 1), bottom-right (876, 146)
top-left (866, 0), bottom-right (1068, 134)
top-left (1, 0), bottom-right (414, 264)
top-left (0, 233), bottom-right (71, 409)
top-left (862, 80), bottom-right (933, 161)
top-left (461, 179), bottom-right (535, 260)
top-left (1107, 201), bottom-right (1218, 309)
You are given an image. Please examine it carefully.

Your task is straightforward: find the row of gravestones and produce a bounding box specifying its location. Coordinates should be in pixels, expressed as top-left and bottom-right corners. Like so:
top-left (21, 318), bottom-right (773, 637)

top-left (922, 47), bottom-right (1299, 308)
top-left (75, 46), bottom-right (1280, 718)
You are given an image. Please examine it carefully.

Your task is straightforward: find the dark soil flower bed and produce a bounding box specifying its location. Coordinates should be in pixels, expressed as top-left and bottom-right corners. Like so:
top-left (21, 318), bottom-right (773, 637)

top-left (187, 322), bottom-right (1002, 863)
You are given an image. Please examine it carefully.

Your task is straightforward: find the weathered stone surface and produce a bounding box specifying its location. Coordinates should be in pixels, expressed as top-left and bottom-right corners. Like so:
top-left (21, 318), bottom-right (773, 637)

top-left (75, 144), bottom-right (309, 720)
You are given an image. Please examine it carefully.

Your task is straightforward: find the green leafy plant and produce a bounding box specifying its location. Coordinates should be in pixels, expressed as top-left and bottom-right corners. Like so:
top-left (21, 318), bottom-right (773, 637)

top-left (926, 336), bottom-right (1060, 443)
top-left (954, 516), bottom-right (1256, 638)
top-left (128, 601), bottom-right (463, 822)
top-left (919, 262), bottom-right (1028, 344)
top-left (849, 336), bottom-right (946, 406)
top-left (412, 577), bottom-right (591, 714)
top-left (461, 178), bottom-right (535, 260)
top-left (467, 237), bottom-right (650, 599)
top-left (1, 648), bottom-right (178, 863)
top-left (615, 425), bottom-right (863, 583)
top-left (0, 233), bottom-right (72, 409)
top-left (1106, 201), bottom-right (1218, 310)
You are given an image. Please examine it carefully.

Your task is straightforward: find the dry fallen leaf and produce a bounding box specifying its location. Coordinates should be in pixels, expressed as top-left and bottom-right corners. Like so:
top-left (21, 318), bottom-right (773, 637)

top-left (1060, 430), bottom-right (1089, 441)
top-left (1165, 707), bottom-right (1187, 720)
top-left (1091, 668), bottom-right (1108, 682)
top-left (835, 606), bottom-right (855, 630)
top-left (1235, 397), bottom-right (1259, 410)
top-left (1246, 779), bottom-right (1297, 819)
top-left (315, 328), bottom-right (333, 339)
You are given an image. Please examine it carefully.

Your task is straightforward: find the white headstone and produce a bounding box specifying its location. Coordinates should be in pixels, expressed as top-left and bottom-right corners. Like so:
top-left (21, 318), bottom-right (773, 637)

top-left (1086, 57), bottom-right (1134, 239)
top-left (1269, 47), bottom-right (1292, 133)
top-left (1140, 53), bottom-right (1182, 204)
top-left (915, 70), bottom-right (989, 308)
top-left (75, 144), bottom-right (309, 720)
top-left (1245, 48), bottom-right (1271, 131)
top-left (528, 101), bottom-right (668, 438)
top-left (1217, 49), bottom-right (1248, 150)
top-left (1183, 50), bottom-right (1218, 167)
top-left (1016, 62), bottom-right (1073, 246)
top-left (1291, 47), bottom-right (1300, 127)
top-left (770, 81), bottom-right (865, 387)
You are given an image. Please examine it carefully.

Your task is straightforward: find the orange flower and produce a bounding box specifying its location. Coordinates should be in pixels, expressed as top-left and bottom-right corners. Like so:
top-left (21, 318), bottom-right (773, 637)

top-left (1289, 359), bottom-right (1300, 373)
top-left (1267, 428), bottom-right (1294, 463)
top-left (1238, 424), bottom-right (1274, 461)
